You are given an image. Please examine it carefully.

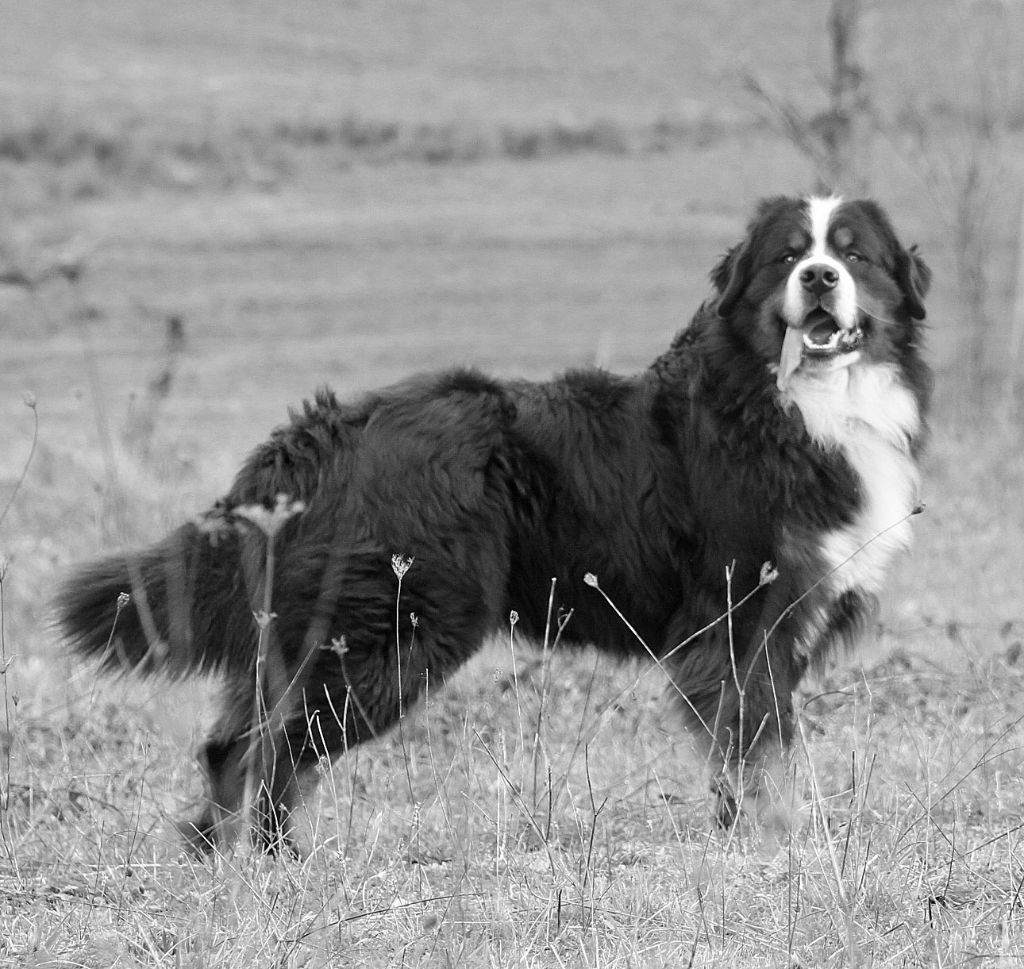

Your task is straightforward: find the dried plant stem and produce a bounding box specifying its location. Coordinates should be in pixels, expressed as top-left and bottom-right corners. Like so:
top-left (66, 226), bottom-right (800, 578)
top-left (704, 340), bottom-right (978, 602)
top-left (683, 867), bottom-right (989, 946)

top-left (0, 563), bottom-right (16, 870)
top-left (0, 396), bottom-right (38, 532)
top-left (233, 496), bottom-right (306, 849)
top-left (242, 535), bottom-right (279, 847)
top-left (390, 555), bottom-right (416, 803)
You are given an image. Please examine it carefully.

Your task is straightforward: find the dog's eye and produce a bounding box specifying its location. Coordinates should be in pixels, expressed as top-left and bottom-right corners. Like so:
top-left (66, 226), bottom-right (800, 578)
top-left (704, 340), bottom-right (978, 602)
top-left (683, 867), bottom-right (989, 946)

top-left (845, 251), bottom-right (864, 263)
top-left (780, 253), bottom-right (798, 265)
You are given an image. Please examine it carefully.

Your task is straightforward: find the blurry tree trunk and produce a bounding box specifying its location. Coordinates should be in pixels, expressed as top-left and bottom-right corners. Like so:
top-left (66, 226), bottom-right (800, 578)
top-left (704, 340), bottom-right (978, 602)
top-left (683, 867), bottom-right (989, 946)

top-left (744, 0), bottom-right (870, 193)
top-left (952, 155), bottom-right (993, 404)
top-left (913, 134), bottom-right (1002, 415)
top-left (888, 1), bottom-right (1023, 417)
top-left (822, 0), bottom-right (869, 191)
top-left (1005, 190), bottom-right (1024, 415)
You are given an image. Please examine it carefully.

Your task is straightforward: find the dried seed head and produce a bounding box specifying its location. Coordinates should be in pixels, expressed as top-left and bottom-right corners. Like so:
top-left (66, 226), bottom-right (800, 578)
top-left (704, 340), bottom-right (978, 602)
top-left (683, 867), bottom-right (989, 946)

top-left (322, 635), bottom-right (348, 657)
top-left (391, 554), bottom-right (414, 579)
top-left (234, 494), bottom-right (306, 539)
top-left (759, 562), bottom-right (779, 586)
top-left (253, 610), bottom-right (277, 630)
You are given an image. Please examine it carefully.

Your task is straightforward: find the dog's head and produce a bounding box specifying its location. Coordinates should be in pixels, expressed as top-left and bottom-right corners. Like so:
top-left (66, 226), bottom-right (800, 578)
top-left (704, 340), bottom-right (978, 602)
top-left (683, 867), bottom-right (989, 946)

top-left (710, 195), bottom-right (931, 389)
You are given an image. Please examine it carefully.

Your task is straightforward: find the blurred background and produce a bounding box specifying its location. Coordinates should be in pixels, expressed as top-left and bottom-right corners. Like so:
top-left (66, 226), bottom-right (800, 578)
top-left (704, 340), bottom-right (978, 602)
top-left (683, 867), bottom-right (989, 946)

top-left (0, 0), bottom-right (1021, 671)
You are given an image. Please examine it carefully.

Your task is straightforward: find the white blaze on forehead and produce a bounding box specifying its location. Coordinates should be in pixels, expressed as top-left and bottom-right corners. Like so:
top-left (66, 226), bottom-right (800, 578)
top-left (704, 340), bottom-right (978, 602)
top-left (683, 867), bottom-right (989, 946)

top-left (807, 195), bottom-right (843, 255)
top-left (781, 195), bottom-right (858, 330)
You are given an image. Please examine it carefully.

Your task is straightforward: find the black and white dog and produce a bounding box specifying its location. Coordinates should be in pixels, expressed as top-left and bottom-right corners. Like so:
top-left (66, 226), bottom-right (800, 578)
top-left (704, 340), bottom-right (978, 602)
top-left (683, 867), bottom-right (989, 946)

top-left (58, 195), bottom-right (931, 851)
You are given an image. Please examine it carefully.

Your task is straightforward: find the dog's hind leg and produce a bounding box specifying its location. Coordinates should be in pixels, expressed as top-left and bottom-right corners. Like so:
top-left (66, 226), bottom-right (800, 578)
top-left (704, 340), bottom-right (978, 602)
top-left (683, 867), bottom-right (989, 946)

top-left (179, 680), bottom-right (254, 854)
top-left (235, 636), bottom-right (481, 853)
top-left (188, 546), bottom-right (502, 854)
top-left (179, 684), bottom-right (325, 856)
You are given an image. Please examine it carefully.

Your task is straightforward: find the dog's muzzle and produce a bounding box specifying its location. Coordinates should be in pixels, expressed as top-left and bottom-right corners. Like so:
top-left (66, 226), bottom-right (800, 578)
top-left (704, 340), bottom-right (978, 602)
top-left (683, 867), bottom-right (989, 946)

top-left (777, 260), bottom-right (862, 389)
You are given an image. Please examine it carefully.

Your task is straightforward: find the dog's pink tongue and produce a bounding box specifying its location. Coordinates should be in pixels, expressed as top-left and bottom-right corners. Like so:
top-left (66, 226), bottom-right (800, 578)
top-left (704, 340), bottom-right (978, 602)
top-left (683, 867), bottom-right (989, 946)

top-left (777, 326), bottom-right (805, 390)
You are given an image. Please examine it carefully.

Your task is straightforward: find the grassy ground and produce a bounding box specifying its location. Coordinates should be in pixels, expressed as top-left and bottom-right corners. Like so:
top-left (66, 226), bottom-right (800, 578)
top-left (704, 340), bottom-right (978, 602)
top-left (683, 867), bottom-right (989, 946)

top-left (2, 1), bottom-right (1024, 966)
top-left (2, 642), bottom-right (1023, 967)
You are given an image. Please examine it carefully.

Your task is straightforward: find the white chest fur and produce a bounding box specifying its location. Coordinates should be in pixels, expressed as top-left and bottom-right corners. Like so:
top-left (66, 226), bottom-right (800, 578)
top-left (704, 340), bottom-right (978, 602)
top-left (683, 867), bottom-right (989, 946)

top-left (784, 362), bottom-right (921, 596)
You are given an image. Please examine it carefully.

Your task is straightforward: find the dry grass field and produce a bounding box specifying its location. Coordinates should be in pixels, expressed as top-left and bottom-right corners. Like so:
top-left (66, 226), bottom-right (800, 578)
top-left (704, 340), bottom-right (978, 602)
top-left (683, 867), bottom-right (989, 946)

top-left (1, 2), bottom-right (1023, 966)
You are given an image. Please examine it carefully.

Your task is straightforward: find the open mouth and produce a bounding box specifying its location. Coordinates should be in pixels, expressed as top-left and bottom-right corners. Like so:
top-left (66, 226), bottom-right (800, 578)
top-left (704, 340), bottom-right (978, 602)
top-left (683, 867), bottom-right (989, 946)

top-left (800, 308), bottom-right (864, 357)
top-left (777, 308), bottom-right (865, 390)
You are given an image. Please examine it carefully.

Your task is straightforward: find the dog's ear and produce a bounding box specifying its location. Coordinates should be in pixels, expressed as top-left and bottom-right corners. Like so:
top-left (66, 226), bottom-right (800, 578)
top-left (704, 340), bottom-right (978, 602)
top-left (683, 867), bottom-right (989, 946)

top-left (712, 241), bottom-right (754, 318)
top-left (895, 244), bottom-right (931, 320)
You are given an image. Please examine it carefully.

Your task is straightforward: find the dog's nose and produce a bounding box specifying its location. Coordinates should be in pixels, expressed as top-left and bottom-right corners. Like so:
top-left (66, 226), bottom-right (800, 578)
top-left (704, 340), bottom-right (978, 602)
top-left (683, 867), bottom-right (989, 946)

top-left (798, 264), bottom-right (839, 297)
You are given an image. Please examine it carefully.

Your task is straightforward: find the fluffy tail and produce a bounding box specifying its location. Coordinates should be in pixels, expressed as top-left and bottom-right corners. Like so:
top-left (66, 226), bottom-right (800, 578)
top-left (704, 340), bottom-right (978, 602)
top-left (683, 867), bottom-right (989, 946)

top-left (56, 522), bottom-right (254, 678)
